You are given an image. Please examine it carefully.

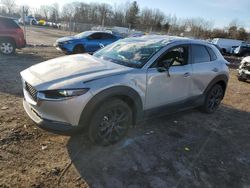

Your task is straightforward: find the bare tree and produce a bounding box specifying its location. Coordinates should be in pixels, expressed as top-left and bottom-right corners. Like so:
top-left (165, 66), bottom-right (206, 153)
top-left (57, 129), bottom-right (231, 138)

top-left (98, 3), bottom-right (112, 26)
top-left (1, 0), bottom-right (15, 14)
top-left (40, 5), bottom-right (50, 20)
top-left (112, 3), bottom-right (126, 26)
top-left (19, 5), bottom-right (29, 16)
top-left (61, 2), bottom-right (78, 21)
top-left (49, 3), bottom-right (59, 22)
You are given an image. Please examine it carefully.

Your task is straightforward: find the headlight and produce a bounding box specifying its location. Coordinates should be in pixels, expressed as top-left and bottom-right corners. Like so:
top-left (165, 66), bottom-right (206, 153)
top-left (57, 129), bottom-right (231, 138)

top-left (38, 88), bottom-right (89, 101)
top-left (61, 40), bottom-right (73, 45)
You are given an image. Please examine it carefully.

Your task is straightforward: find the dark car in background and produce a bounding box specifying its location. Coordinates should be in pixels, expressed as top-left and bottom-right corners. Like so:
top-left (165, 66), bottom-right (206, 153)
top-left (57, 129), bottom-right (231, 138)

top-left (0, 16), bottom-right (26, 55)
top-left (54, 31), bottom-right (122, 54)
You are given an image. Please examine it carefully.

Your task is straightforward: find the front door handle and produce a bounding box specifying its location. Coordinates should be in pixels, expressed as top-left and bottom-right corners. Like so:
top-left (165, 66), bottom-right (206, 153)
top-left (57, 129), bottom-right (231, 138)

top-left (183, 72), bottom-right (191, 77)
top-left (212, 68), bottom-right (219, 72)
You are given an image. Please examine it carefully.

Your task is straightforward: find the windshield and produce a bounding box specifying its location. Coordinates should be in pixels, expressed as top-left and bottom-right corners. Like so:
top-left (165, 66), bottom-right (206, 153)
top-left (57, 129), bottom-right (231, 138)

top-left (75, 31), bottom-right (94, 38)
top-left (93, 39), bottom-right (167, 68)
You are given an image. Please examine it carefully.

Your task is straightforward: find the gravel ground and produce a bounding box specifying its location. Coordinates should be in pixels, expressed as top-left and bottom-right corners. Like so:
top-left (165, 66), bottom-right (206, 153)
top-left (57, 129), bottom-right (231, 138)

top-left (0, 27), bottom-right (250, 188)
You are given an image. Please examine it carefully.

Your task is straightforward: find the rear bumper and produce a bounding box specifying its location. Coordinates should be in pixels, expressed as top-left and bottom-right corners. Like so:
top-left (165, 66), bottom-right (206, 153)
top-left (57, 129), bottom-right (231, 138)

top-left (16, 39), bottom-right (26, 49)
top-left (23, 99), bottom-right (76, 135)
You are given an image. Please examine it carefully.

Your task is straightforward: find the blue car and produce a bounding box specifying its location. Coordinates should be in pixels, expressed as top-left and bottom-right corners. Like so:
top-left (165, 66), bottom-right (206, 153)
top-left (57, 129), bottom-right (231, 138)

top-left (55, 31), bottom-right (122, 54)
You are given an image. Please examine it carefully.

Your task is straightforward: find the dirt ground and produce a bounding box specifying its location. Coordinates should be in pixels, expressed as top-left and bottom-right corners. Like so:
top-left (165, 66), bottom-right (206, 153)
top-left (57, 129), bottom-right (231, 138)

top-left (23, 26), bottom-right (75, 46)
top-left (0, 27), bottom-right (250, 188)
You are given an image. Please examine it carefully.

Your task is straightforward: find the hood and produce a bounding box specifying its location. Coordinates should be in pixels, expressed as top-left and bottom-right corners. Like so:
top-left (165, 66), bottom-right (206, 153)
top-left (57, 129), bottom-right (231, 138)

top-left (21, 54), bottom-right (132, 90)
top-left (56, 36), bottom-right (76, 43)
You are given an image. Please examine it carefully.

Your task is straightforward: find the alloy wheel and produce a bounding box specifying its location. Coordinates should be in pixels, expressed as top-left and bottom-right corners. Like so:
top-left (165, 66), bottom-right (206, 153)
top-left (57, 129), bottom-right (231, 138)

top-left (98, 107), bottom-right (129, 144)
top-left (0, 42), bottom-right (14, 55)
top-left (207, 86), bottom-right (223, 111)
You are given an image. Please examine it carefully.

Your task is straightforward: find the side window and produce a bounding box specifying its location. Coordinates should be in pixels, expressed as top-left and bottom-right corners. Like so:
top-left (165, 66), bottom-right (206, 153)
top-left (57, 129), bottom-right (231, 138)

top-left (89, 33), bottom-right (102, 40)
top-left (207, 47), bottom-right (217, 61)
top-left (157, 46), bottom-right (189, 67)
top-left (101, 33), bottom-right (114, 39)
top-left (192, 45), bottom-right (210, 63)
top-left (2, 19), bottom-right (20, 29)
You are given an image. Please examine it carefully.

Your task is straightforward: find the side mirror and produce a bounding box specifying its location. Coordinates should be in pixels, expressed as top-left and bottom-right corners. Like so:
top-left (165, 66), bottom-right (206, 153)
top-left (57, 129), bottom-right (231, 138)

top-left (157, 60), bottom-right (171, 77)
top-left (87, 36), bottom-right (93, 40)
top-left (157, 67), bottom-right (167, 72)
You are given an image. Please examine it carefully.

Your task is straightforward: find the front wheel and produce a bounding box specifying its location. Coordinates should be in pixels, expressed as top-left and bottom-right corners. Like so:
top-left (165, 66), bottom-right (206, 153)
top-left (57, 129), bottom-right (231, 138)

top-left (201, 84), bottom-right (224, 113)
top-left (88, 98), bottom-right (132, 145)
top-left (73, 45), bottom-right (85, 54)
top-left (0, 41), bottom-right (16, 55)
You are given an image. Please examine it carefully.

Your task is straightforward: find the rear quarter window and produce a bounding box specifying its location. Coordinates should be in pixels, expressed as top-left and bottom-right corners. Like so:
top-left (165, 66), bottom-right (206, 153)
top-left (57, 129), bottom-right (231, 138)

top-left (206, 47), bottom-right (217, 61)
top-left (192, 45), bottom-right (211, 63)
top-left (101, 33), bottom-right (115, 39)
top-left (1, 19), bottom-right (20, 29)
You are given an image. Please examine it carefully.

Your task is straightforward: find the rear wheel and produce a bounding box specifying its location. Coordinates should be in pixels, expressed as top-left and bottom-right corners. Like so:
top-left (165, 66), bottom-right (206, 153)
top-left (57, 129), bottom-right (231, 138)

top-left (73, 45), bottom-right (85, 54)
top-left (201, 84), bottom-right (224, 113)
top-left (0, 40), bottom-right (16, 55)
top-left (88, 98), bottom-right (132, 145)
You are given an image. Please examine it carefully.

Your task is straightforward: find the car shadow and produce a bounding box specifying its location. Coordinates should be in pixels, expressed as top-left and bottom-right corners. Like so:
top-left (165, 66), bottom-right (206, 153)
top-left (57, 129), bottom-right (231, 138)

top-left (66, 105), bottom-right (250, 188)
top-left (0, 50), bottom-right (48, 97)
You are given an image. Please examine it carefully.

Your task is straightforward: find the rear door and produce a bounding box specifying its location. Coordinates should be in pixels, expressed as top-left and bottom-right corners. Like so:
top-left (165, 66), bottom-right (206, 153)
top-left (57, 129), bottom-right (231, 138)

top-left (85, 33), bottom-right (103, 52)
top-left (190, 44), bottom-right (220, 96)
top-left (99, 33), bottom-right (117, 47)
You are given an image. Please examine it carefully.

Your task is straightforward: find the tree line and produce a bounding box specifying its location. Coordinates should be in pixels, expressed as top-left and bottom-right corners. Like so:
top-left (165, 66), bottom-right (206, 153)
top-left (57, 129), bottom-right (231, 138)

top-left (0, 0), bottom-right (249, 41)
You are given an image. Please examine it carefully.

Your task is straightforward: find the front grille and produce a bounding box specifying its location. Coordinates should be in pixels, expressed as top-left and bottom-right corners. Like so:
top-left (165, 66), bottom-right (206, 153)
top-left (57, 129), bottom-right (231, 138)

top-left (25, 82), bottom-right (38, 101)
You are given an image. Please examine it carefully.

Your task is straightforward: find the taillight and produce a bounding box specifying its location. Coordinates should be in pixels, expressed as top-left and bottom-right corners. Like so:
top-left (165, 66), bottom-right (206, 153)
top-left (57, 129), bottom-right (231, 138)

top-left (16, 28), bottom-right (23, 34)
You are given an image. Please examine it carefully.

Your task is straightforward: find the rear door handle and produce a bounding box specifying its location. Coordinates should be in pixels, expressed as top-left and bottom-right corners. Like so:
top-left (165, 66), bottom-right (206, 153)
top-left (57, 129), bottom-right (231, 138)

top-left (183, 72), bottom-right (191, 77)
top-left (212, 68), bottom-right (219, 72)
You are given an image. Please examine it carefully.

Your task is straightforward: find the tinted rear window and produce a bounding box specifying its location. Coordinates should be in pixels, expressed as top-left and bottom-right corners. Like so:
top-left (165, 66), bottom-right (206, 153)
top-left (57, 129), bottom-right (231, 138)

top-left (101, 33), bottom-right (115, 39)
top-left (0, 18), bottom-right (20, 29)
top-left (192, 45), bottom-right (210, 63)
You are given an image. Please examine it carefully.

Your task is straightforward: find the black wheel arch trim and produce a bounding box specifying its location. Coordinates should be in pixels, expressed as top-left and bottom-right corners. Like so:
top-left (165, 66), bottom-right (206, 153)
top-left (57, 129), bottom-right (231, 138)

top-left (79, 86), bottom-right (144, 128)
top-left (203, 74), bottom-right (228, 98)
top-left (0, 36), bottom-right (16, 47)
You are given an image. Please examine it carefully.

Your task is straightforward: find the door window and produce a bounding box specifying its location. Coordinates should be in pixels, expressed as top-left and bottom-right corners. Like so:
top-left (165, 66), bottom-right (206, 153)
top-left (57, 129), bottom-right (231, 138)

top-left (101, 33), bottom-right (114, 39)
top-left (88, 33), bottom-right (102, 40)
top-left (156, 46), bottom-right (189, 67)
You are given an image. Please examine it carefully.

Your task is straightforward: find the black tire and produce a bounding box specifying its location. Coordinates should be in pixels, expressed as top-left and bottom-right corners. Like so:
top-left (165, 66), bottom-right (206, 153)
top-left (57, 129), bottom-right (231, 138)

top-left (201, 84), bottom-right (224, 114)
top-left (238, 76), bottom-right (247, 82)
top-left (0, 40), bottom-right (16, 55)
top-left (73, 45), bottom-right (85, 54)
top-left (88, 98), bottom-right (132, 146)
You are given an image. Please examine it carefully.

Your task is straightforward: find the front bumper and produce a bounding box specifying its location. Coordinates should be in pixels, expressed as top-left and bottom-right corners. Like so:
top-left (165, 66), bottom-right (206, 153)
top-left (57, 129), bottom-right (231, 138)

top-left (54, 43), bottom-right (71, 54)
top-left (23, 99), bottom-right (76, 134)
top-left (238, 70), bottom-right (250, 80)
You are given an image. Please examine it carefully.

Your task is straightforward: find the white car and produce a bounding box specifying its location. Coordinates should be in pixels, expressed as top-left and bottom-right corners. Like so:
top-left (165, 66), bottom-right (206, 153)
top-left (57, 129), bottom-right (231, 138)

top-left (238, 56), bottom-right (250, 81)
top-left (212, 38), bottom-right (243, 54)
top-left (18, 16), bottom-right (37, 25)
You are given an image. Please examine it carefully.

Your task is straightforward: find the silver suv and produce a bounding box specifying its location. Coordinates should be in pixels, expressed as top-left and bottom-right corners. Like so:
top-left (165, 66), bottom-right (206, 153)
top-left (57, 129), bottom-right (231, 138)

top-left (21, 36), bottom-right (229, 145)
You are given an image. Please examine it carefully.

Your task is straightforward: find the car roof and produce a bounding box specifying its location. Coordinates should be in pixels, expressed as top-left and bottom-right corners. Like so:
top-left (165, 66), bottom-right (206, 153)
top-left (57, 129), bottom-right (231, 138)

top-left (122, 35), bottom-right (211, 47)
top-left (0, 16), bottom-right (15, 20)
top-left (87, 31), bottom-right (113, 34)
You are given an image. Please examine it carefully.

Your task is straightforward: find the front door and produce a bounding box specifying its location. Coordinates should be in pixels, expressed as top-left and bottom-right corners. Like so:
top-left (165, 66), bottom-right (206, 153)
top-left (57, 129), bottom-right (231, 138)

top-left (145, 45), bottom-right (193, 110)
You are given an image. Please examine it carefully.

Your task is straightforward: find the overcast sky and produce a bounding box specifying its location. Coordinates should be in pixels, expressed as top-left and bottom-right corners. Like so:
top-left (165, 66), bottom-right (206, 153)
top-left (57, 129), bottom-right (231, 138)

top-left (15, 0), bottom-right (250, 29)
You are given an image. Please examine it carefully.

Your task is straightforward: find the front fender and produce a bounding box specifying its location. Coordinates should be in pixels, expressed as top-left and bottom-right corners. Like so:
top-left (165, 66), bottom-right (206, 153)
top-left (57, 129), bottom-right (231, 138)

top-left (78, 86), bottom-right (144, 128)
